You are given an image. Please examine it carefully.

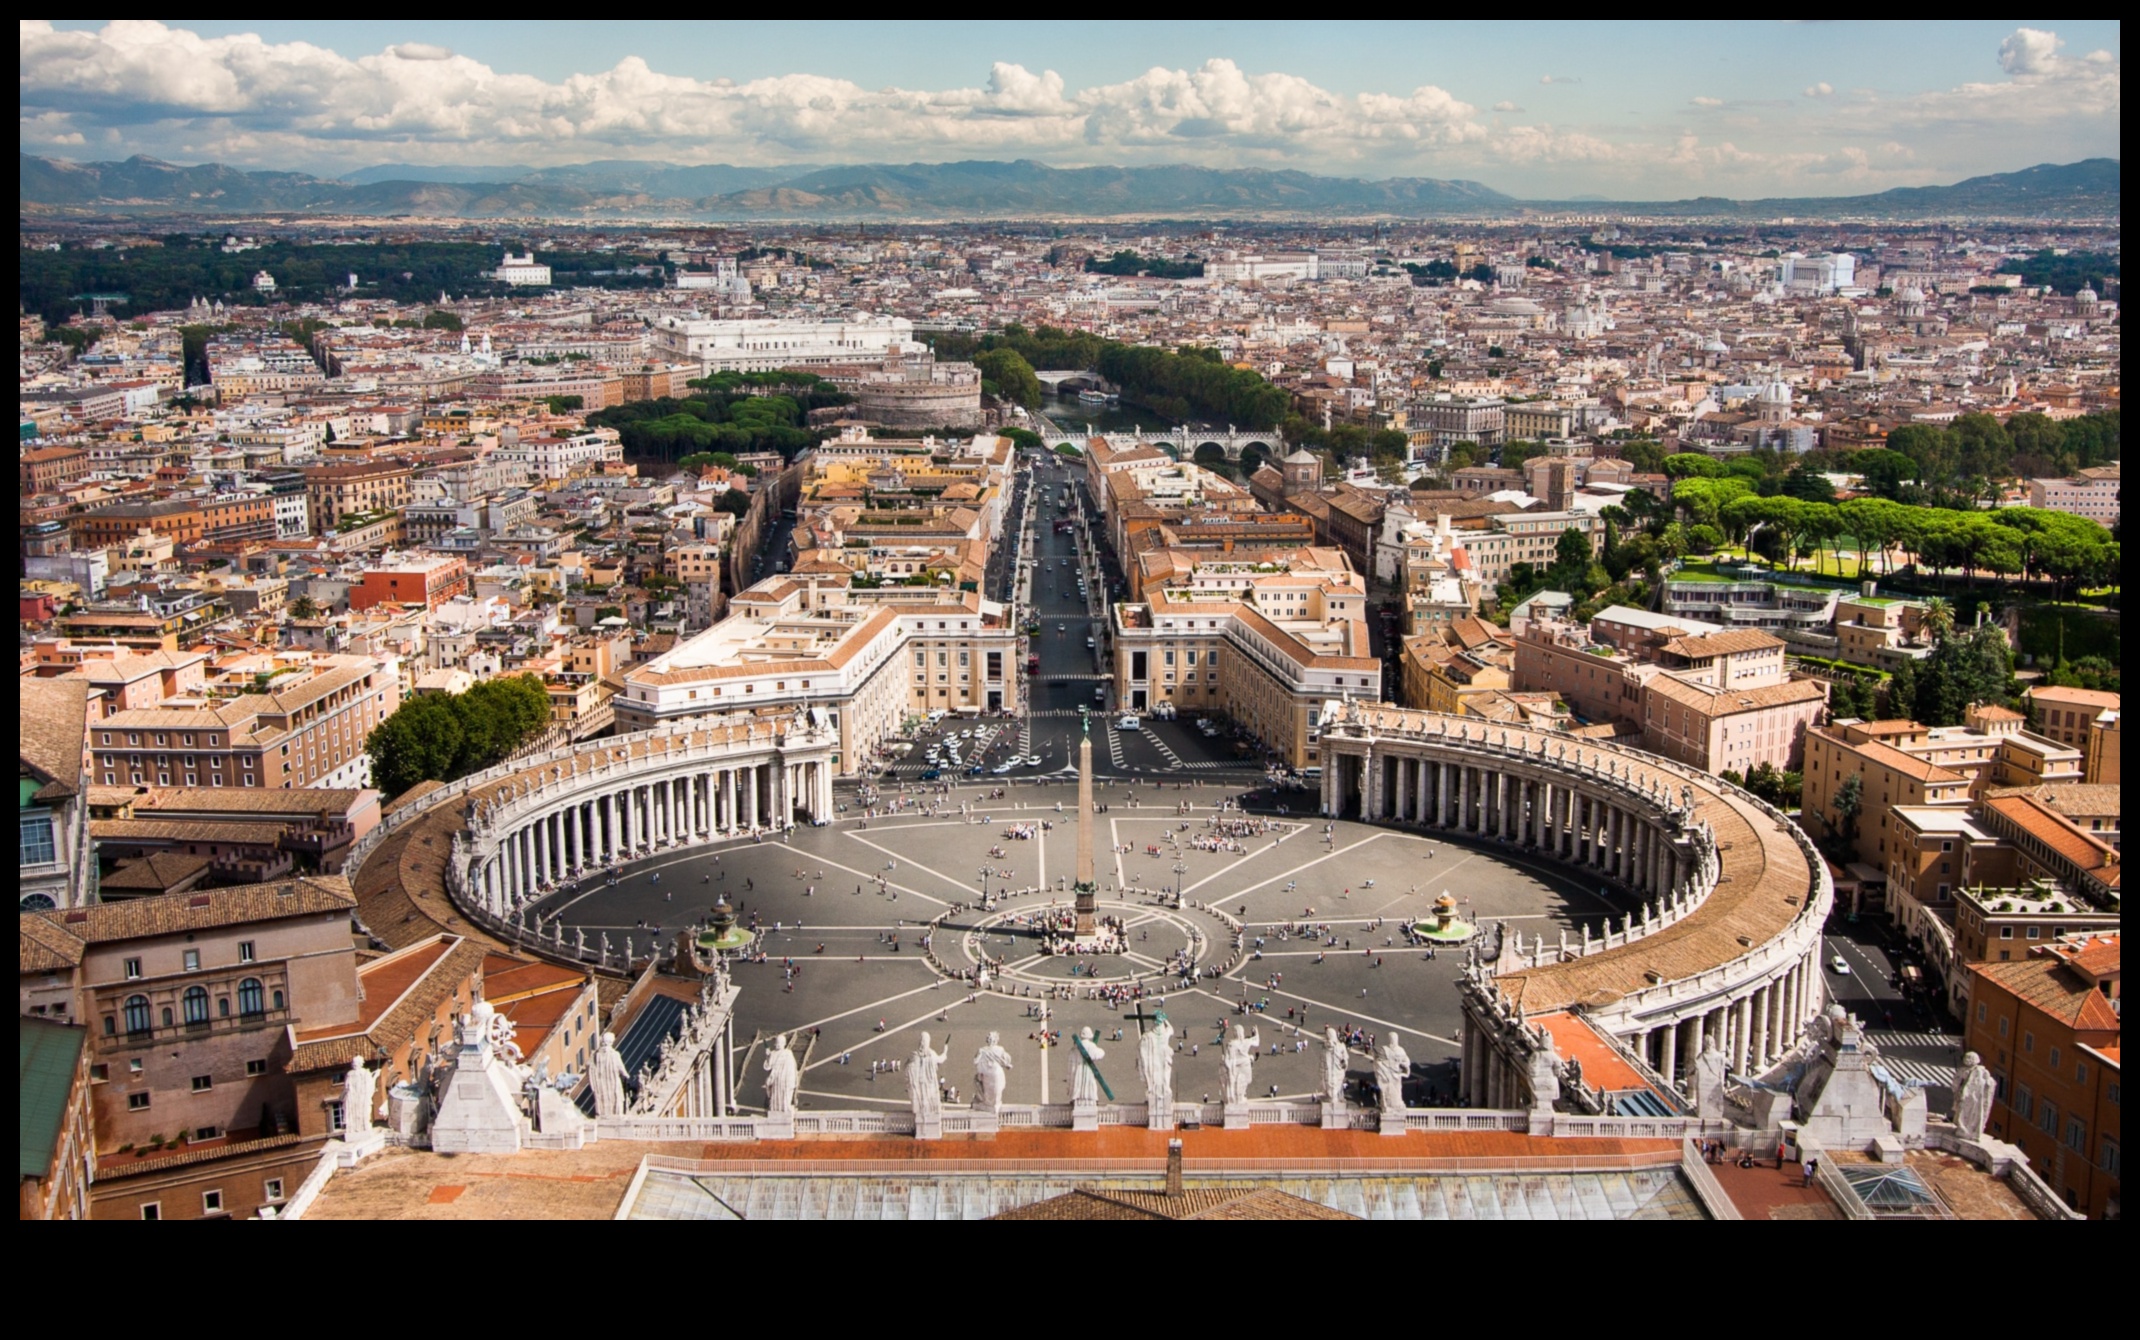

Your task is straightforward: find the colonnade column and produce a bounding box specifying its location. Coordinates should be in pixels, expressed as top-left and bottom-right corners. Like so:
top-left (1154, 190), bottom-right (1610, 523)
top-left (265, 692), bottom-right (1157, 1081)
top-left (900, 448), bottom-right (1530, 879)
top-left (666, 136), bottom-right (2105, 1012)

top-left (1752, 983), bottom-right (1772, 1069)
top-left (1393, 757), bottom-right (1409, 825)
top-left (1659, 1021), bottom-right (1679, 1087)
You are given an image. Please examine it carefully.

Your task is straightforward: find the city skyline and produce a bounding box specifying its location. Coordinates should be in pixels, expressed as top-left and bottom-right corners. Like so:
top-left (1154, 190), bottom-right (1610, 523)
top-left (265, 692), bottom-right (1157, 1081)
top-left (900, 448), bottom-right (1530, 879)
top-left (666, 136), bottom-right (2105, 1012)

top-left (21, 20), bottom-right (2123, 199)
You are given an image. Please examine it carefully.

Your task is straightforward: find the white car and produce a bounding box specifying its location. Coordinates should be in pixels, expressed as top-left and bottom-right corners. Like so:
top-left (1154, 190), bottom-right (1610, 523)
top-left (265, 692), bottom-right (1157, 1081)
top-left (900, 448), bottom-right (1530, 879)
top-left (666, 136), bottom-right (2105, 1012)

top-left (1116, 714), bottom-right (1141, 730)
top-left (1085, 637), bottom-right (1096, 648)
top-left (1828, 953), bottom-right (1850, 974)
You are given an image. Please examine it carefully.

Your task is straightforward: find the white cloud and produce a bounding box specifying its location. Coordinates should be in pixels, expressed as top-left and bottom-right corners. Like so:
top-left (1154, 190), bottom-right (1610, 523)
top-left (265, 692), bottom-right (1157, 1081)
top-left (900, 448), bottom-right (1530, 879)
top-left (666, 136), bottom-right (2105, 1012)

top-left (1998, 27), bottom-right (2063, 78)
top-left (12, 21), bottom-right (2121, 199)
top-left (16, 25), bottom-right (1493, 173)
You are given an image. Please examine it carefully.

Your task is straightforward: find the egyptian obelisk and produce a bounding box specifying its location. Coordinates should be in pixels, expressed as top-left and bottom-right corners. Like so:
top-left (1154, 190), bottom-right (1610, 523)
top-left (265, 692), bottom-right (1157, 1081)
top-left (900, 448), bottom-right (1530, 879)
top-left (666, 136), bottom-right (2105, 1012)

top-left (1074, 708), bottom-right (1097, 937)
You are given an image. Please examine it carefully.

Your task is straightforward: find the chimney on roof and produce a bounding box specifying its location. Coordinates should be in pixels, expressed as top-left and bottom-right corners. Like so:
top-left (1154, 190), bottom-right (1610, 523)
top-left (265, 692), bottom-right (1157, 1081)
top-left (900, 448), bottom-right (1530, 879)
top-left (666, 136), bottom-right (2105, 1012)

top-left (1166, 1138), bottom-right (1184, 1198)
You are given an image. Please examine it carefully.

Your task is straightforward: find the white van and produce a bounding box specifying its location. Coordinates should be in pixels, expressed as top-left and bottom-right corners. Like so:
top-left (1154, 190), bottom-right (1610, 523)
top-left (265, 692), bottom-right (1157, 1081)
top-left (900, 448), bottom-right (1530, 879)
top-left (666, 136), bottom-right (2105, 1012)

top-left (1116, 714), bottom-right (1141, 731)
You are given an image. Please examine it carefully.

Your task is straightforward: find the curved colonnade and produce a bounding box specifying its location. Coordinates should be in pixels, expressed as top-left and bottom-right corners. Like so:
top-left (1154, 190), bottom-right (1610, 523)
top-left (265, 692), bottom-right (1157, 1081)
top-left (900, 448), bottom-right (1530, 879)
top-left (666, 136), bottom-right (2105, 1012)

top-left (343, 718), bottom-right (838, 970)
top-left (1316, 702), bottom-right (1832, 1108)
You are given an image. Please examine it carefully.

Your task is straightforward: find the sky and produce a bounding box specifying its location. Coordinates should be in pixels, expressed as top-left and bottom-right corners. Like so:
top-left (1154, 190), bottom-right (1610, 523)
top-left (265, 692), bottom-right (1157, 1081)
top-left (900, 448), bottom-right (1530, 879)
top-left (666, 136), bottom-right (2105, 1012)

top-left (18, 20), bottom-right (2123, 199)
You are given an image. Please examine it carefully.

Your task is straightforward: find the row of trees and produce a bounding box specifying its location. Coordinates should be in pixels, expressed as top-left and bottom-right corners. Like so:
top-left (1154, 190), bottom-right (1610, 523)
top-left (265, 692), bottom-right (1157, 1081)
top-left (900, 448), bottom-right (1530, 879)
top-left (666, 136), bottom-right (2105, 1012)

top-left (23, 237), bottom-right (683, 326)
top-left (365, 674), bottom-right (553, 800)
top-left (1083, 249), bottom-right (1203, 279)
top-left (934, 325), bottom-right (1289, 428)
top-left (1667, 477), bottom-right (2119, 594)
top-left (586, 377), bottom-right (849, 465)
top-left (1652, 411), bottom-right (2120, 510)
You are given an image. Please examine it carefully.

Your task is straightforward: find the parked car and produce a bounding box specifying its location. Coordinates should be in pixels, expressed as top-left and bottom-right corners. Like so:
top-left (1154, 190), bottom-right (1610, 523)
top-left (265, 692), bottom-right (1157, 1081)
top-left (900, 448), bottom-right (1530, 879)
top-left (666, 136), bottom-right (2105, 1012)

top-left (1829, 953), bottom-right (1850, 974)
top-left (1116, 714), bottom-right (1141, 730)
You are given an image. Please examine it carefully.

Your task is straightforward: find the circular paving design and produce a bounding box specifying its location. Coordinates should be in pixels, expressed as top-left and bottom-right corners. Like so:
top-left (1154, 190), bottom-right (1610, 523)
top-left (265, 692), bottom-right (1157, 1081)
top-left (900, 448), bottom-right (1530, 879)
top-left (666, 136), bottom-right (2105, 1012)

top-left (945, 897), bottom-right (1227, 987)
top-left (527, 780), bottom-right (1617, 1111)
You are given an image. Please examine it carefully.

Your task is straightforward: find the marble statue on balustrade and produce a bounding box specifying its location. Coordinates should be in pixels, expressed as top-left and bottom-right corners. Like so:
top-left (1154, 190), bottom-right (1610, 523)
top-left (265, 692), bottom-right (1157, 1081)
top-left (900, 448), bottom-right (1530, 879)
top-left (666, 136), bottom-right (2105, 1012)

top-left (1222, 1024), bottom-right (1260, 1106)
top-left (590, 1030), bottom-right (629, 1117)
top-left (1323, 1026), bottom-right (1348, 1108)
top-left (764, 1034), bottom-right (800, 1118)
top-left (973, 1032), bottom-right (1014, 1113)
top-left (1691, 1031), bottom-right (1730, 1119)
top-left (1953, 1051), bottom-right (1997, 1142)
top-left (908, 1032), bottom-right (951, 1123)
top-left (1136, 1014), bottom-right (1175, 1113)
top-left (1071, 1027), bottom-right (1106, 1106)
top-left (1374, 1032), bottom-right (1411, 1115)
top-left (342, 1056), bottom-right (377, 1134)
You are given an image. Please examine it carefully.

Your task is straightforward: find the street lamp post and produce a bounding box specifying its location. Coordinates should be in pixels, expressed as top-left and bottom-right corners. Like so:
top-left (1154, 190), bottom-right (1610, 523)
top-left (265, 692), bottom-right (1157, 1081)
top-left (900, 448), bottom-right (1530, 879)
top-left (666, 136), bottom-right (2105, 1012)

top-left (978, 865), bottom-right (994, 910)
top-left (1172, 862), bottom-right (1187, 908)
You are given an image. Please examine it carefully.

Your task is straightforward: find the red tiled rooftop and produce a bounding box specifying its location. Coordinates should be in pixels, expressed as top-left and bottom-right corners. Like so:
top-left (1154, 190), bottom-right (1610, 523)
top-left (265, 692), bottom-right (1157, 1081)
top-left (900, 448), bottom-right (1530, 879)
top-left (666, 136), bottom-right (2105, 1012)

top-left (298, 937), bottom-right (454, 1041)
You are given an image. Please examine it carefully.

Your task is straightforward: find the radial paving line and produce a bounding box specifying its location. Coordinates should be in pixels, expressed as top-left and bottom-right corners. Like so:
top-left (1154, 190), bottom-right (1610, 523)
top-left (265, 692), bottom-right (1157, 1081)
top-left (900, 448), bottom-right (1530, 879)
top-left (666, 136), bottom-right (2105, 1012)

top-left (805, 843), bottom-right (953, 907)
top-left (798, 994), bottom-right (984, 1072)
top-left (1179, 984), bottom-right (1460, 1051)
top-left (838, 833), bottom-right (976, 903)
top-left (1179, 831), bottom-right (1387, 900)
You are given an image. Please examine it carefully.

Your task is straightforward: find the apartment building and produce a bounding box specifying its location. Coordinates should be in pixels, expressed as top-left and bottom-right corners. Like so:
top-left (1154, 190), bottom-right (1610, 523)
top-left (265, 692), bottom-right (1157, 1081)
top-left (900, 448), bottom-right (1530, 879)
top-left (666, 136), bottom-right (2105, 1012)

top-left (613, 577), bottom-right (1018, 772)
top-left (1964, 935), bottom-right (2121, 1220)
top-left (1408, 396), bottom-right (1506, 455)
top-left (2026, 465), bottom-right (2121, 526)
top-left (1110, 550), bottom-right (1379, 770)
top-left (647, 314), bottom-right (923, 374)
top-left (1883, 805), bottom-right (2003, 945)
top-left (19, 1018), bottom-right (94, 1220)
top-left (20, 677), bottom-right (95, 911)
top-left (302, 460), bottom-right (414, 535)
top-left (1453, 510), bottom-right (1603, 589)
top-left (20, 876), bottom-right (364, 1220)
top-left (1802, 722), bottom-right (1974, 868)
top-left (348, 554), bottom-right (472, 612)
top-left (2026, 685), bottom-right (2120, 778)
top-left (89, 653), bottom-right (400, 791)
top-left (20, 445), bottom-right (92, 494)
top-left (1640, 672), bottom-right (1828, 775)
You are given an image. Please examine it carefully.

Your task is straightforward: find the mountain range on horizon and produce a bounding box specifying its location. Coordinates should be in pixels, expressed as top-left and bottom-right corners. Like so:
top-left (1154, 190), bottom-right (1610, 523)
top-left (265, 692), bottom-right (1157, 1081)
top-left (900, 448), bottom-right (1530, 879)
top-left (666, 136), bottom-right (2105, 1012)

top-left (18, 153), bottom-right (2121, 222)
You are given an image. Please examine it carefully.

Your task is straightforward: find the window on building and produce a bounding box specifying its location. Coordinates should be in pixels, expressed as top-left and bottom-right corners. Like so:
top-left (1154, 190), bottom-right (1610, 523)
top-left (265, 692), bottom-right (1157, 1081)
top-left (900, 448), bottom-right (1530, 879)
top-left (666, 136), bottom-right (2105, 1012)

top-left (123, 994), bottom-right (151, 1035)
top-left (263, 1178), bottom-right (285, 1202)
top-left (183, 986), bottom-right (210, 1026)
top-left (2039, 1102), bottom-right (2058, 1136)
top-left (238, 978), bottom-right (265, 1016)
top-left (183, 949), bottom-right (201, 972)
top-left (19, 811), bottom-right (55, 866)
top-left (128, 1092), bottom-right (150, 1111)
top-left (191, 1074), bottom-right (213, 1093)
top-left (238, 941), bottom-right (255, 964)
top-left (140, 1203), bottom-right (161, 1221)
top-left (202, 1189), bottom-right (224, 1215)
